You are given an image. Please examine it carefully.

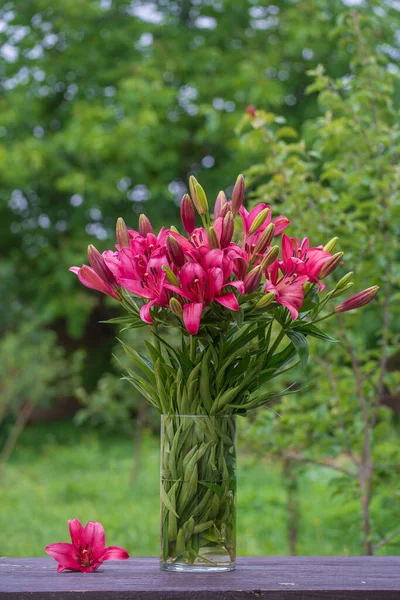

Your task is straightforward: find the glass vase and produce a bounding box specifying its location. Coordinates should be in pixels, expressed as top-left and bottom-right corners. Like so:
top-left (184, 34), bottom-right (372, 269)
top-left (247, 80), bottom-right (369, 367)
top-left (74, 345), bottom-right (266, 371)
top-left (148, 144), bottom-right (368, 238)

top-left (160, 414), bottom-right (236, 572)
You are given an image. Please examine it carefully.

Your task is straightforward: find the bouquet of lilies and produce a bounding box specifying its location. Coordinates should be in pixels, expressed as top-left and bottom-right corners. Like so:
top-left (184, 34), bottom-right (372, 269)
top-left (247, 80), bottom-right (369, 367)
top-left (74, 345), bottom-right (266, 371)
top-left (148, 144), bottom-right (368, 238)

top-left (70, 174), bottom-right (378, 568)
top-left (70, 174), bottom-right (378, 416)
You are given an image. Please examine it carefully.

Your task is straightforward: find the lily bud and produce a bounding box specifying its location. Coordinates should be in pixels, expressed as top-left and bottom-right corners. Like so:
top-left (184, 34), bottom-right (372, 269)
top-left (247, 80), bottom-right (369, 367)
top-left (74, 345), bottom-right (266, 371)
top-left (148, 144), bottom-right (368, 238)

top-left (248, 208), bottom-right (269, 236)
top-left (255, 292), bottom-right (275, 309)
top-left (116, 217), bottom-right (130, 248)
top-left (87, 245), bottom-right (117, 288)
top-left (166, 235), bottom-right (185, 267)
top-left (162, 265), bottom-right (180, 286)
top-left (169, 297), bottom-right (183, 317)
top-left (260, 246), bottom-right (279, 270)
top-left (208, 226), bottom-right (220, 249)
top-left (189, 175), bottom-right (198, 204)
top-left (170, 225), bottom-right (179, 234)
top-left (219, 203), bottom-right (231, 218)
top-left (323, 237), bottom-right (339, 253)
top-left (139, 214), bottom-right (152, 236)
top-left (235, 257), bottom-right (248, 280)
top-left (220, 212), bottom-right (234, 248)
top-left (180, 194), bottom-right (195, 234)
top-left (244, 266), bottom-right (263, 294)
top-left (331, 282), bottom-right (353, 298)
top-left (214, 190), bottom-right (227, 219)
top-left (194, 182), bottom-right (209, 215)
top-left (336, 272), bottom-right (354, 290)
top-left (253, 223), bottom-right (275, 255)
top-left (319, 252), bottom-right (344, 279)
top-left (231, 174), bottom-right (245, 217)
top-left (334, 286), bottom-right (379, 313)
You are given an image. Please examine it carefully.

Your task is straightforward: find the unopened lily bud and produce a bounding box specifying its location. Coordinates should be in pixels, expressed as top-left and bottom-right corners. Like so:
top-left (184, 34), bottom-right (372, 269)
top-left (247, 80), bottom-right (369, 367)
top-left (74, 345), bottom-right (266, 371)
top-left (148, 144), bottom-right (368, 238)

top-left (331, 282), bottom-right (353, 298)
top-left (244, 266), bottom-right (263, 294)
top-left (255, 292), bottom-right (275, 309)
top-left (214, 190), bottom-right (227, 219)
top-left (260, 246), bottom-right (279, 270)
top-left (169, 297), bottom-right (183, 317)
top-left (180, 194), bottom-right (195, 234)
top-left (323, 237), bottom-right (339, 253)
top-left (254, 223), bottom-right (275, 255)
top-left (189, 175), bottom-right (198, 203)
top-left (87, 245), bottom-right (117, 288)
top-left (162, 265), bottom-right (180, 286)
top-left (220, 212), bottom-right (234, 248)
top-left (166, 235), bottom-right (185, 267)
top-left (334, 285), bottom-right (379, 313)
top-left (248, 207), bottom-right (269, 236)
top-left (319, 252), bottom-right (344, 279)
top-left (219, 203), bottom-right (231, 218)
top-left (231, 174), bottom-right (245, 217)
top-left (194, 182), bottom-right (209, 215)
top-left (139, 214), bottom-right (152, 236)
top-left (208, 226), bottom-right (220, 249)
top-left (336, 272), bottom-right (354, 289)
top-left (116, 217), bottom-right (130, 248)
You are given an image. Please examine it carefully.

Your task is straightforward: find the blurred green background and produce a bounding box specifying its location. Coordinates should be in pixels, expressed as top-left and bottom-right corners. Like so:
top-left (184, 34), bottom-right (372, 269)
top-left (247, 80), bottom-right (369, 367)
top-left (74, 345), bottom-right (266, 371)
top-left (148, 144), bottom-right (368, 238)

top-left (0, 0), bottom-right (399, 557)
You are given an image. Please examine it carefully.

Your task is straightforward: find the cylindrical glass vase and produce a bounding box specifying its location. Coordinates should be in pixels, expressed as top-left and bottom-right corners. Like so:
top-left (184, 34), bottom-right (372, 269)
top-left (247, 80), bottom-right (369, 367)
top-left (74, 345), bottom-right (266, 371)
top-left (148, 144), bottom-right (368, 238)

top-left (160, 414), bottom-right (236, 572)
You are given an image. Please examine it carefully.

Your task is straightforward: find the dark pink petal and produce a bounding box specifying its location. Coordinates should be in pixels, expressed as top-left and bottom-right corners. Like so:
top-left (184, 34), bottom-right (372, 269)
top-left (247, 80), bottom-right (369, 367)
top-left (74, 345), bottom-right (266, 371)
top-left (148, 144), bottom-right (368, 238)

top-left (223, 280), bottom-right (244, 294)
top-left (46, 543), bottom-right (79, 571)
top-left (68, 519), bottom-right (84, 549)
top-left (76, 266), bottom-right (120, 301)
top-left (279, 300), bottom-right (299, 320)
top-left (140, 301), bottom-right (155, 323)
top-left (164, 283), bottom-right (191, 301)
top-left (273, 216), bottom-right (290, 235)
top-left (57, 564), bottom-right (68, 573)
top-left (119, 278), bottom-right (153, 299)
top-left (215, 292), bottom-right (240, 311)
top-left (81, 522), bottom-right (106, 558)
top-left (102, 546), bottom-right (130, 561)
top-left (183, 302), bottom-right (203, 335)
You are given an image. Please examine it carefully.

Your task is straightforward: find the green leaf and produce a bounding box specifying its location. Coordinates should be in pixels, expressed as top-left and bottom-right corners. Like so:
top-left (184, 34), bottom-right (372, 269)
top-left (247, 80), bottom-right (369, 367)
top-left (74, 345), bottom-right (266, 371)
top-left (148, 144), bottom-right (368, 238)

top-left (285, 330), bottom-right (309, 369)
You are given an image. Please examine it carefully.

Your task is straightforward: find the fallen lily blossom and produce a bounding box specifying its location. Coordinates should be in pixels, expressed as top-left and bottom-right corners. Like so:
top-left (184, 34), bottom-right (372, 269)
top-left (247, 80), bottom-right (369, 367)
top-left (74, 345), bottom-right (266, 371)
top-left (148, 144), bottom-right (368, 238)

top-left (46, 518), bottom-right (129, 573)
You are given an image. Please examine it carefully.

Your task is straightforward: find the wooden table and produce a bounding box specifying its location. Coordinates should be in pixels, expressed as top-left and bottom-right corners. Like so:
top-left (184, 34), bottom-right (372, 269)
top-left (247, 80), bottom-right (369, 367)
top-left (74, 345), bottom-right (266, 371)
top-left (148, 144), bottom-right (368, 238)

top-left (1, 556), bottom-right (399, 599)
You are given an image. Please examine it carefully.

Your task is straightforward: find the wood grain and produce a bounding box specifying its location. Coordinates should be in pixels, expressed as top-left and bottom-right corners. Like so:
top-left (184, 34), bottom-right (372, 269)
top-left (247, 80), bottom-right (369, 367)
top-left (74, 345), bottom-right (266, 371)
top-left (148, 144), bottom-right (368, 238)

top-left (1, 556), bottom-right (399, 599)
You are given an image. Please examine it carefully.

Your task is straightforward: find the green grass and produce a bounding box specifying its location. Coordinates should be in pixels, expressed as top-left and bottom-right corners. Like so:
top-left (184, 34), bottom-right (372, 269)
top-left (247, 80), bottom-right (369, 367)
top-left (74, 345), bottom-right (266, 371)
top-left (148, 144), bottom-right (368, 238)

top-left (0, 420), bottom-right (368, 557)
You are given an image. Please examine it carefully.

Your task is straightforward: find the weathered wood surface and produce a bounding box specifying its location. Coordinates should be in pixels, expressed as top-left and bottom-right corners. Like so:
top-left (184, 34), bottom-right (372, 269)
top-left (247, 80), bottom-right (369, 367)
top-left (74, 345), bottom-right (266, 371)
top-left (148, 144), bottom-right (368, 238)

top-left (1, 556), bottom-right (399, 599)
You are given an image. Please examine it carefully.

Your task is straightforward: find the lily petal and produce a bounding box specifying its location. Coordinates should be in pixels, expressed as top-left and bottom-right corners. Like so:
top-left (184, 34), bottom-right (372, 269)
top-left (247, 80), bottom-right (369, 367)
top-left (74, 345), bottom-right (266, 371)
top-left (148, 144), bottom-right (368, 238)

top-left (119, 278), bottom-right (153, 299)
top-left (215, 292), bottom-right (240, 311)
top-left (183, 302), bottom-right (203, 335)
top-left (102, 546), bottom-right (130, 561)
top-left (46, 543), bottom-right (79, 571)
top-left (68, 518), bottom-right (84, 550)
top-left (81, 522), bottom-right (106, 557)
top-left (140, 301), bottom-right (155, 323)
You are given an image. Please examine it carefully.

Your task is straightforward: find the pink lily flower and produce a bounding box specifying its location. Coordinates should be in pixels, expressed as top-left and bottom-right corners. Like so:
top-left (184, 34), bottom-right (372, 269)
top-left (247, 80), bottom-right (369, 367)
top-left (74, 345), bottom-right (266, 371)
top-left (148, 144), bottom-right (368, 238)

top-left (281, 234), bottom-right (332, 290)
top-left (265, 261), bottom-right (308, 320)
top-left (46, 518), bottom-right (129, 573)
top-left (120, 252), bottom-right (170, 323)
top-left (165, 261), bottom-right (243, 335)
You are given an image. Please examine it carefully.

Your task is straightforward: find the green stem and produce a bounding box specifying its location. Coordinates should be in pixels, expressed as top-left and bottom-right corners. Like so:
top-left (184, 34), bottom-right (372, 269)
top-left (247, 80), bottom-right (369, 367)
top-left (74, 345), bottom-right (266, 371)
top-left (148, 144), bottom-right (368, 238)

top-left (267, 328), bottom-right (285, 358)
top-left (190, 335), bottom-right (197, 363)
top-left (312, 311), bottom-right (336, 325)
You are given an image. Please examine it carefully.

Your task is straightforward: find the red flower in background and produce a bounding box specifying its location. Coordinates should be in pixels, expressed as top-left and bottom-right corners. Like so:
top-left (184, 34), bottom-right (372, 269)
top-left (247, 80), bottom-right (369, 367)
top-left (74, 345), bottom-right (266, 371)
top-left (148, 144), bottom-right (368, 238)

top-left (46, 519), bottom-right (129, 573)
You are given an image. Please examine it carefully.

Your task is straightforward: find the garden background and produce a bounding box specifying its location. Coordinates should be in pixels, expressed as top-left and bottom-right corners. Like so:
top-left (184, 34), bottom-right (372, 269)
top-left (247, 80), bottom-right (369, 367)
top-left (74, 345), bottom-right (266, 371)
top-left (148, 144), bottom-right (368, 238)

top-left (0, 0), bottom-right (399, 558)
